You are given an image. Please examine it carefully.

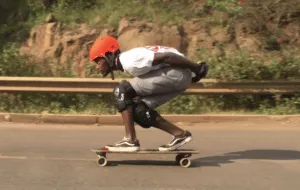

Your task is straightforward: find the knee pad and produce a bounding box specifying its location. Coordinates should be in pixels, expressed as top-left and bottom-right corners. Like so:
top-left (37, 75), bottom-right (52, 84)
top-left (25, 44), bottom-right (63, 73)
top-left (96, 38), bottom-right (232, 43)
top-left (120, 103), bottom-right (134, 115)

top-left (133, 102), bottom-right (159, 128)
top-left (113, 80), bottom-right (137, 112)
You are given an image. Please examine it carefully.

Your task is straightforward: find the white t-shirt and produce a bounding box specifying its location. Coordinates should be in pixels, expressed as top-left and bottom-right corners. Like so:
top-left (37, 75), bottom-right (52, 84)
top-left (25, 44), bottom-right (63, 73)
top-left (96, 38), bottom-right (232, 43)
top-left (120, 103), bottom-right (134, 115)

top-left (119, 46), bottom-right (184, 77)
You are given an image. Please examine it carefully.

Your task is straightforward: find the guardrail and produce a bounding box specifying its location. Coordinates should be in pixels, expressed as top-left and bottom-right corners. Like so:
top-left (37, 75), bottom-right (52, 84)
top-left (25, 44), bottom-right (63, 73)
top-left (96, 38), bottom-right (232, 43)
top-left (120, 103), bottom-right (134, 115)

top-left (0, 77), bottom-right (300, 94)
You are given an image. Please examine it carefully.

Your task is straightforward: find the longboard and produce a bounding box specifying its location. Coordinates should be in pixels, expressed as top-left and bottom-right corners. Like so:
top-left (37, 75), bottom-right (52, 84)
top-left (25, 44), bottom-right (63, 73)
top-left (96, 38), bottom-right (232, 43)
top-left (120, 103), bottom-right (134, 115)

top-left (91, 148), bottom-right (199, 168)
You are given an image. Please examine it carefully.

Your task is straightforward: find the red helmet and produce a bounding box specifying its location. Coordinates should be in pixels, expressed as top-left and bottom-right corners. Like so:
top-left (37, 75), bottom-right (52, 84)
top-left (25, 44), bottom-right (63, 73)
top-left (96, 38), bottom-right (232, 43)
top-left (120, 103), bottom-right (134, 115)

top-left (89, 36), bottom-right (120, 80)
top-left (89, 36), bottom-right (120, 62)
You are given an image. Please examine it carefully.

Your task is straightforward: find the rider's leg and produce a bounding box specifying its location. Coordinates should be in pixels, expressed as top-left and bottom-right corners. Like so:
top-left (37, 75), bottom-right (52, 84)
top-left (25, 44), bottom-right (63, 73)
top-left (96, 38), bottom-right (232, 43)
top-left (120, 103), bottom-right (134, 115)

top-left (132, 99), bottom-right (192, 151)
top-left (105, 80), bottom-right (139, 151)
top-left (130, 67), bottom-right (193, 150)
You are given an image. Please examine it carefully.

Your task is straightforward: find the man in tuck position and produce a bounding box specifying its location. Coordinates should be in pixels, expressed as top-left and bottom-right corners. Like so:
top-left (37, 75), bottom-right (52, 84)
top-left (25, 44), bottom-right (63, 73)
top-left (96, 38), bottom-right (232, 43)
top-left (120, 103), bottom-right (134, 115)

top-left (89, 36), bottom-right (208, 151)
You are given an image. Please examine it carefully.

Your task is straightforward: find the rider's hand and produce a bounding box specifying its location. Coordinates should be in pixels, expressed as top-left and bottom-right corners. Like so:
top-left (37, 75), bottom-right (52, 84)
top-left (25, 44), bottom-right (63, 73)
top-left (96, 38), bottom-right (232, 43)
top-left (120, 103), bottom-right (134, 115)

top-left (191, 61), bottom-right (208, 83)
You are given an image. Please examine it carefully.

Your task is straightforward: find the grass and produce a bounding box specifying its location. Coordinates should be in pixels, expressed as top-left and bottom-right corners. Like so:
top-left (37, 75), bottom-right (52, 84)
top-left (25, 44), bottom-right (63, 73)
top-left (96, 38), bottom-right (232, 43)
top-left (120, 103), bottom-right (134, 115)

top-left (1, 93), bottom-right (299, 115)
top-left (31, 0), bottom-right (240, 29)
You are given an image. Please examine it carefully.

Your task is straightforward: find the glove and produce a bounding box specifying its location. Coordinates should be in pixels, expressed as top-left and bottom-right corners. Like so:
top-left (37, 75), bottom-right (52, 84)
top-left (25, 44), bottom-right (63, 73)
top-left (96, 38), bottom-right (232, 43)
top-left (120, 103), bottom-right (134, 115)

top-left (191, 61), bottom-right (208, 83)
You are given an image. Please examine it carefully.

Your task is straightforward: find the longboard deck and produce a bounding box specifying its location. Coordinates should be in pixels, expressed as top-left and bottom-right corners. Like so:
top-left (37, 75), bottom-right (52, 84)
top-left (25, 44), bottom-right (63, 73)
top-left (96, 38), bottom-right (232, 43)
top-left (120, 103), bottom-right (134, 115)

top-left (91, 148), bottom-right (199, 154)
top-left (91, 148), bottom-right (199, 168)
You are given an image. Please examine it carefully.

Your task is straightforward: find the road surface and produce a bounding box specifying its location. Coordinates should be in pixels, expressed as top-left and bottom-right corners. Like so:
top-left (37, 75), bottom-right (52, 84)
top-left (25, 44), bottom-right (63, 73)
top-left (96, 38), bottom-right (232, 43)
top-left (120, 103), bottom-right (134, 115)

top-left (0, 120), bottom-right (300, 190)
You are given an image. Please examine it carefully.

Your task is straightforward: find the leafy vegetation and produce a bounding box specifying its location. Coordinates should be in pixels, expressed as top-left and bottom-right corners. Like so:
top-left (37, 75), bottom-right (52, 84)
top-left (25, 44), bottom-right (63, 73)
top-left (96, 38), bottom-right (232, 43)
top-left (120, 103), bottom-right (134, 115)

top-left (0, 43), bottom-right (37, 76)
top-left (196, 48), bottom-right (300, 81)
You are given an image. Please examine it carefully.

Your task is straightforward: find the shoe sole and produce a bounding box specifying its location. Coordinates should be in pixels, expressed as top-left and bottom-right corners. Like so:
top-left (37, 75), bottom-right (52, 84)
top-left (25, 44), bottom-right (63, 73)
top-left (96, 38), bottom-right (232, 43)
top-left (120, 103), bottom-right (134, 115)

top-left (158, 136), bottom-right (192, 151)
top-left (104, 146), bottom-right (140, 152)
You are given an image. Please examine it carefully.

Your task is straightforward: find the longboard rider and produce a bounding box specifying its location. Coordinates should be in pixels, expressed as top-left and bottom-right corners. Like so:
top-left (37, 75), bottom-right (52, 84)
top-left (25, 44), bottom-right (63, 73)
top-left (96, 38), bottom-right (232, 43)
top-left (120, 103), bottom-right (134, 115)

top-left (89, 36), bottom-right (208, 152)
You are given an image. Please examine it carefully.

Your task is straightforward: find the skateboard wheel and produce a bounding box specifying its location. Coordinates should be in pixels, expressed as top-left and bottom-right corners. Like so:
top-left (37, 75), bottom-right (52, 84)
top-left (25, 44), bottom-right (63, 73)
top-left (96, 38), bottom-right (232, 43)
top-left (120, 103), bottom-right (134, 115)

top-left (97, 157), bottom-right (108, 167)
top-left (179, 158), bottom-right (191, 168)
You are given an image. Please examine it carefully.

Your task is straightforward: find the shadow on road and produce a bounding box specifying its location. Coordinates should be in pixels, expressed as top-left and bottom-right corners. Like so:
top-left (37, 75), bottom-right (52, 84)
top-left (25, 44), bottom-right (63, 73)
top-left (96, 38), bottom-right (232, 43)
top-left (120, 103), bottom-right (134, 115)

top-left (194, 149), bottom-right (300, 167)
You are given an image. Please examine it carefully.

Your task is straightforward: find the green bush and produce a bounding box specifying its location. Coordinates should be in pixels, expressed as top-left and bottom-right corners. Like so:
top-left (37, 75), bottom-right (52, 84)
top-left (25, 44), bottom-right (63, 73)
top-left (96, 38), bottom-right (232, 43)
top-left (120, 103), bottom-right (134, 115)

top-left (195, 48), bottom-right (300, 80)
top-left (0, 93), bottom-right (115, 114)
top-left (205, 0), bottom-right (242, 16)
top-left (257, 95), bottom-right (300, 115)
top-left (0, 43), bottom-right (38, 76)
top-left (36, 0), bottom-right (207, 27)
top-left (157, 94), bottom-right (300, 115)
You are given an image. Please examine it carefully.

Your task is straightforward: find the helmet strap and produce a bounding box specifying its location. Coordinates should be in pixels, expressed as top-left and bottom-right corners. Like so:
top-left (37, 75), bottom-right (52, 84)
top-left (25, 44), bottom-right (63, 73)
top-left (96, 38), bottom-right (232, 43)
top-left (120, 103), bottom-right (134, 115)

top-left (103, 54), bottom-right (115, 80)
top-left (110, 69), bottom-right (115, 80)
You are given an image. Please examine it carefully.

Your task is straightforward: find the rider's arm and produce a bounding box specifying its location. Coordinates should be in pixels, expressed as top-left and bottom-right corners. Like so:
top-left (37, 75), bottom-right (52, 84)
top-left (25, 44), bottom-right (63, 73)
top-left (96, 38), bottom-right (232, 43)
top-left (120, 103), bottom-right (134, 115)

top-left (152, 52), bottom-right (198, 72)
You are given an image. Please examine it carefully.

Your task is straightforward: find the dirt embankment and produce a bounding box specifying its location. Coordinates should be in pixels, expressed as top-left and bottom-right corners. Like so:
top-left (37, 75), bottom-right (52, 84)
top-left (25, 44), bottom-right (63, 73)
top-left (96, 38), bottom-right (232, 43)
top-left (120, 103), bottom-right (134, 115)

top-left (20, 1), bottom-right (300, 77)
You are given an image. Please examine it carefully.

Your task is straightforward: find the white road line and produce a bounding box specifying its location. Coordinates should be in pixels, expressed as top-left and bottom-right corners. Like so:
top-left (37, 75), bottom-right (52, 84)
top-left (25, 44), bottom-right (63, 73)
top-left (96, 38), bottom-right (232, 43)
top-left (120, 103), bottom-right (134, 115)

top-left (32, 157), bottom-right (94, 161)
top-left (0, 155), bottom-right (27, 159)
top-left (0, 155), bottom-right (93, 161)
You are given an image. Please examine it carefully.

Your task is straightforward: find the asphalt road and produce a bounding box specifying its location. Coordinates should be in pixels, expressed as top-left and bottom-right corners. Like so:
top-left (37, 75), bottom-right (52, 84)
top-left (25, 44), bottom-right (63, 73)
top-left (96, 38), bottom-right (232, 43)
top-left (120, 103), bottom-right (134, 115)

top-left (0, 120), bottom-right (300, 190)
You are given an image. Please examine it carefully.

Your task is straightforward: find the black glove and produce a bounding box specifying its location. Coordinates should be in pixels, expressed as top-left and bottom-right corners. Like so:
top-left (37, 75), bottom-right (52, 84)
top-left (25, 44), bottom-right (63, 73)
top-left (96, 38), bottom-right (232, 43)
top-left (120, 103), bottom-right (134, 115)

top-left (191, 61), bottom-right (208, 83)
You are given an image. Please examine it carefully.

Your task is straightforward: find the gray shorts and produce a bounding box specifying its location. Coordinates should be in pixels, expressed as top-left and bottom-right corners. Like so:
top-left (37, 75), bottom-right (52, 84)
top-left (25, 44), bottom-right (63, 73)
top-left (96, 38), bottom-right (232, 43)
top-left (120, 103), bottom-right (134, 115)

top-left (129, 67), bottom-right (192, 109)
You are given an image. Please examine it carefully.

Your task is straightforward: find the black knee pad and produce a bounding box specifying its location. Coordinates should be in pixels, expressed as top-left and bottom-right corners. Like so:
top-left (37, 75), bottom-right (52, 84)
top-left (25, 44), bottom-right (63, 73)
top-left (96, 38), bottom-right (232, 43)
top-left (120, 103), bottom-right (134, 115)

top-left (113, 80), bottom-right (137, 112)
top-left (133, 102), bottom-right (159, 129)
